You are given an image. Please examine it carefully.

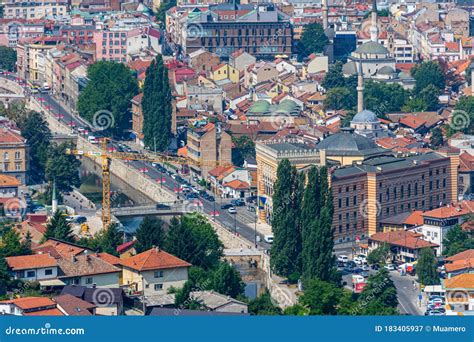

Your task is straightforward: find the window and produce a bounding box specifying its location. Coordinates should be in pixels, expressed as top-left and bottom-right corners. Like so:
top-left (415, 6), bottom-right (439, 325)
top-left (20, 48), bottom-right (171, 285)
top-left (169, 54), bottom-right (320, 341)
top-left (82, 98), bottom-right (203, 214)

top-left (14, 151), bottom-right (20, 159)
top-left (443, 179), bottom-right (446, 187)
top-left (154, 271), bottom-right (164, 278)
top-left (345, 197), bottom-right (349, 206)
top-left (26, 270), bottom-right (35, 278)
top-left (154, 284), bottom-right (163, 291)
top-left (86, 277), bottom-right (93, 284)
top-left (45, 269), bottom-right (53, 276)
top-left (353, 196), bottom-right (357, 205)
top-left (338, 198), bottom-right (342, 208)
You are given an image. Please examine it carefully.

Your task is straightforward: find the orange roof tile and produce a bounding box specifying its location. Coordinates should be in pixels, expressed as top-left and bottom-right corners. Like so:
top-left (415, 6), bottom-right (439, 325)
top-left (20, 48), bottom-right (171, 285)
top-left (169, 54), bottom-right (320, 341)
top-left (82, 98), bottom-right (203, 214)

top-left (177, 146), bottom-right (187, 157)
top-left (422, 201), bottom-right (474, 219)
top-left (223, 179), bottom-right (250, 190)
top-left (23, 308), bottom-right (64, 316)
top-left (120, 247), bottom-right (191, 272)
top-left (404, 210), bottom-right (424, 226)
top-left (399, 115), bottom-right (426, 130)
top-left (0, 297), bottom-right (55, 310)
top-left (370, 230), bottom-right (438, 249)
top-left (6, 253), bottom-right (57, 270)
top-left (0, 128), bottom-right (25, 144)
top-left (33, 239), bottom-right (86, 259)
top-left (97, 252), bottom-right (123, 266)
top-left (444, 259), bottom-right (474, 273)
top-left (0, 174), bottom-right (21, 187)
top-left (459, 152), bottom-right (474, 172)
top-left (444, 273), bottom-right (474, 289)
top-left (445, 249), bottom-right (474, 262)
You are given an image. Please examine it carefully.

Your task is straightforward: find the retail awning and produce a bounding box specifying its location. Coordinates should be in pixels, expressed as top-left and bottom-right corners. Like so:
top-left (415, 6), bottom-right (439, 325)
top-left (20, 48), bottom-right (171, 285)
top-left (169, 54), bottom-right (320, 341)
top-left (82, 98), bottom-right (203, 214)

top-left (39, 279), bottom-right (66, 287)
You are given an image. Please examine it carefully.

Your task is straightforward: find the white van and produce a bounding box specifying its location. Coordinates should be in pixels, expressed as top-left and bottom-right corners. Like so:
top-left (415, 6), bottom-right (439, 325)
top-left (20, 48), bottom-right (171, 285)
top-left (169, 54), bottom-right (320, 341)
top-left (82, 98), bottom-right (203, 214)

top-left (264, 234), bottom-right (274, 244)
top-left (88, 136), bottom-right (97, 144)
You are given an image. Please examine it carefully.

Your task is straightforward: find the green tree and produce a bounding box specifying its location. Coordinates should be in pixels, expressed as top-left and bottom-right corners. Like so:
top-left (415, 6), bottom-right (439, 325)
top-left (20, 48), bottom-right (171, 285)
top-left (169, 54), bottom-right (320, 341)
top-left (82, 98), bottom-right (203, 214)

top-left (231, 135), bottom-right (256, 166)
top-left (0, 46), bottom-right (16, 71)
top-left (322, 62), bottom-right (346, 90)
top-left (416, 248), bottom-right (440, 286)
top-left (43, 210), bottom-right (75, 243)
top-left (135, 217), bottom-right (165, 253)
top-left (419, 85), bottom-right (440, 111)
top-left (156, 0), bottom-right (176, 24)
top-left (452, 96), bottom-right (474, 134)
top-left (165, 214), bottom-right (223, 270)
top-left (1, 229), bottom-right (31, 257)
top-left (324, 87), bottom-right (356, 110)
top-left (364, 81), bottom-right (407, 115)
top-left (271, 159), bottom-right (303, 277)
top-left (174, 280), bottom-right (200, 309)
top-left (411, 61), bottom-right (446, 94)
top-left (211, 262), bottom-right (245, 298)
top-left (367, 243), bottom-right (390, 265)
top-left (301, 167), bottom-right (336, 282)
top-left (402, 98), bottom-right (428, 113)
top-left (142, 55), bottom-right (173, 151)
top-left (298, 23), bottom-right (329, 58)
top-left (97, 223), bottom-right (122, 256)
top-left (248, 290), bottom-right (282, 315)
top-left (356, 269), bottom-right (398, 315)
top-left (45, 143), bottom-right (81, 193)
top-left (430, 127), bottom-right (444, 148)
top-left (78, 61), bottom-right (138, 137)
top-left (0, 257), bottom-right (11, 295)
top-left (18, 111), bottom-right (51, 179)
top-left (443, 224), bottom-right (474, 256)
top-left (283, 304), bottom-right (309, 315)
top-left (299, 279), bottom-right (342, 315)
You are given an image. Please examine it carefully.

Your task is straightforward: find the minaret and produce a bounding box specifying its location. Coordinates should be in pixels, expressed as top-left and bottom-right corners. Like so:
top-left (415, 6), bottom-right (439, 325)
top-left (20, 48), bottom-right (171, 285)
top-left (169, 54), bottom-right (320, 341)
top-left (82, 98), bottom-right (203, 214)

top-left (52, 180), bottom-right (58, 214)
top-left (357, 62), bottom-right (364, 113)
top-left (322, 0), bottom-right (328, 30)
top-left (370, 0), bottom-right (379, 43)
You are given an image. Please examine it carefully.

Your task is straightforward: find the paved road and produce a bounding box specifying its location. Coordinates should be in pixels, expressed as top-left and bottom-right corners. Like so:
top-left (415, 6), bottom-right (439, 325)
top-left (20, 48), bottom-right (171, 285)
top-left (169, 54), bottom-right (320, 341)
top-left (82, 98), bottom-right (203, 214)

top-left (1, 74), bottom-right (270, 249)
top-left (391, 271), bottom-right (423, 315)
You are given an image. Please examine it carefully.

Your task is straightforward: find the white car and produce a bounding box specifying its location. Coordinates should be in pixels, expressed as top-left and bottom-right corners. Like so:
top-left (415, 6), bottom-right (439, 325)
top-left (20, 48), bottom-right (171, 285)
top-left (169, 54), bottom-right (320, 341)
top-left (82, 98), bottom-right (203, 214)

top-left (264, 234), bottom-right (274, 244)
top-left (354, 255), bottom-right (367, 265)
top-left (338, 255), bottom-right (349, 263)
top-left (228, 207), bottom-right (237, 214)
top-left (384, 264), bottom-right (396, 271)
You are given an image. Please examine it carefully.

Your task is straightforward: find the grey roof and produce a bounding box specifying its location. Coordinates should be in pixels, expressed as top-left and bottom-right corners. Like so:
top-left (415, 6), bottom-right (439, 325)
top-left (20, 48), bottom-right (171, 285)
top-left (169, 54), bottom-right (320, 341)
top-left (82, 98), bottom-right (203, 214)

top-left (266, 142), bottom-right (316, 153)
top-left (378, 65), bottom-right (395, 75)
top-left (190, 291), bottom-right (247, 310)
top-left (332, 152), bottom-right (447, 179)
top-left (342, 61), bottom-right (357, 75)
top-left (148, 307), bottom-right (247, 316)
top-left (355, 41), bottom-right (389, 55)
top-left (351, 110), bottom-right (378, 123)
top-left (316, 128), bottom-right (388, 157)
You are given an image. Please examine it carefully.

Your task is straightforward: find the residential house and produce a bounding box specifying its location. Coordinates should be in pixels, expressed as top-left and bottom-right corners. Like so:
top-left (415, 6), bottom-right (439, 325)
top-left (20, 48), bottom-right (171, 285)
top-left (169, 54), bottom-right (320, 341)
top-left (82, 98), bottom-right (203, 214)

top-left (121, 247), bottom-right (191, 297)
top-left (116, 240), bottom-right (137, 259)
top-left (412, 201), bottom-right (474, 254)
top-left (444, 250), bottom-right (474, 278)
top-left (379, 210), bottom-right (424, 232)
top-left (6, 253), bottom-right (58, 282)
top-left (244, 62), bottom-right (278, 88)
top-left (0, 174), bottom-right (20, 198)
top-left (188, 49), bottom-right (221, 74)
top-left (131, 93), bottom-right (144, 145)
top-left (186, 122), bottom-right (232, 179)
top-left (190, 291), bottom-right (248, 313)
top-left (229, 49), bottom-right (256, 72)
top-left (53, 294), bottom-right (97, 316)
top-left (61, 285), bottom-right (124, 316)
top-left (444, 274), bottom-right (474, 315)
top-left (210, 63), bottom-right (239, 84)
top-left (368, 230), bottom-right (439, 263)
top-left (0, 297), bottom-right (63, 316)
top-left (306, 53), bottom-right (329, 75)
top-left (0, 127), bottom-right (29, 184)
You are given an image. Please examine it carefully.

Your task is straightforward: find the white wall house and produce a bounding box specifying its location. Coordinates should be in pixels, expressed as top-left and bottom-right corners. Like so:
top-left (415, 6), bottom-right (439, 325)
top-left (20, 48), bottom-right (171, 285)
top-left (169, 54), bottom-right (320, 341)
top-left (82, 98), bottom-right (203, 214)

top-left (6, 254), bottom-right (59, 282)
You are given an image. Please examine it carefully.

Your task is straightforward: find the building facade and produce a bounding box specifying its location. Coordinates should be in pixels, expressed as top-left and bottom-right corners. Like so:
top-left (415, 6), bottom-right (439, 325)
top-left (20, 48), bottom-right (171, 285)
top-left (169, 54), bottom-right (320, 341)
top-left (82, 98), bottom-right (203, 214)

top-left (0, 128), bottom-right (29, 184)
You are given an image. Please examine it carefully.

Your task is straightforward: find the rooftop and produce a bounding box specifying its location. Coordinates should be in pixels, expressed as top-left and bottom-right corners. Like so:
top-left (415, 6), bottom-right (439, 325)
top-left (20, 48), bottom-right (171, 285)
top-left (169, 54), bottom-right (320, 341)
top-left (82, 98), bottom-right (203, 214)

top-left (120, 247), bottom-right (191, 272)
top-left (369, 230), bottom-right (438, 250)
top-left (444, 273), bottom-right (474, 290)
top-left (317, 128), bottom-right (388, 157)
top-left (6, 253), bottom-right (57, 271)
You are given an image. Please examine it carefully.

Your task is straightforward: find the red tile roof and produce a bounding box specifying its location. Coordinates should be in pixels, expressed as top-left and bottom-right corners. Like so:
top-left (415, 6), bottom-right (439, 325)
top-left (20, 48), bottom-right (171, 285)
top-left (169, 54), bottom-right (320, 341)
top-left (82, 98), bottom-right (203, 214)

top-left (120, 247), bottom-right (191, 272)
top-left (0, 174), bottom-right (21, 187)
top-left (404, 210), bottom-right (424, 226)
top-left (6, 253), bottom-right (57, 270)
top-left (0, 297), bottom-right (55, 310)
top-left (445, 249), bottom-right (474, 262)
top-left (0, 128), bottom-right (25, 144)
top-left (223, 179), bottom-right (250, 190)
top-left (33, 239), bottom-right (86, 259)
top-left (399, 115), bottom-right (426, 130)
top-left (444, 273), bottom-right (474, 289)
top-left (97, 252), bottom-right (123, 266)
top-left (23, 308), bottom-right (64, 316)
top-left (422, 201), bottom-right (474, 219)
top-left (116, 240), bottom-right (136, 254)
top-left (459, 152), bottom-right (474, 172)
top-left (370, 230), bottom-right (438, 249)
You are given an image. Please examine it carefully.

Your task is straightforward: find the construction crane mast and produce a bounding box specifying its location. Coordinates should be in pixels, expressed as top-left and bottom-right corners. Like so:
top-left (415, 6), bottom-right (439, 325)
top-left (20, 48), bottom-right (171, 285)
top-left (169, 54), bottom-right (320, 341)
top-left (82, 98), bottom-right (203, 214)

top-left (66, 138), bottom-right (225, 229)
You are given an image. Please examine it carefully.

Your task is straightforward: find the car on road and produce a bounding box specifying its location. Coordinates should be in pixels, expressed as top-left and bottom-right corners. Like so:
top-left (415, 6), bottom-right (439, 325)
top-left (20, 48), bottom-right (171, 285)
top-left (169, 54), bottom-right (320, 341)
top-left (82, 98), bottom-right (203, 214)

top-left (185, 193), bottom-right (198, 200)
top-left (156, 204), bottom-right (171, 210)
top-left (264, 234), bottom-right (274, 244)
top-left (337, 261), bottom-right (345, 268)
top-left (384, 264), bottom-right (396, 271)
top-left (425, 310), bottom-right (444, 316)
top-left (360, 271), bottom-right (369, 278)
top-left (220, 203), bottom-right (233, 209)
top-left (247, 205), bottom-right (256, 212)
top-left (245, 196), bottom-right (257, 204)
top-left (231, 199), bottom-right (245, 207)
top-left (171, 174), bottom-right (177, 180)
top-left (428, 298), bottom-right (444, 305)
top-left (228, 207), bottom-right (237, 214)
top-left (338, 255), bottom-right (349, 263)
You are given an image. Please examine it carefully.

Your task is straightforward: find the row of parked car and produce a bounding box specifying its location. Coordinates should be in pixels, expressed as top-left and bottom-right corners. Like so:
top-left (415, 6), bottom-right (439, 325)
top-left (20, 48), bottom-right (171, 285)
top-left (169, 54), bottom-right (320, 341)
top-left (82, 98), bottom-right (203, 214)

top-left (424, 296), bottom-right (445, 316)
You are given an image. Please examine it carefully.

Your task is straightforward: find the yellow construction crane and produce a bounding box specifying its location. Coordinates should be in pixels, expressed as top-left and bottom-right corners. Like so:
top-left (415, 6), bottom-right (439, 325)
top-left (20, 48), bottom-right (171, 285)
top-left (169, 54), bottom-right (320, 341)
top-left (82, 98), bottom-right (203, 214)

top-left (66, 138), bottom-right (226, 229)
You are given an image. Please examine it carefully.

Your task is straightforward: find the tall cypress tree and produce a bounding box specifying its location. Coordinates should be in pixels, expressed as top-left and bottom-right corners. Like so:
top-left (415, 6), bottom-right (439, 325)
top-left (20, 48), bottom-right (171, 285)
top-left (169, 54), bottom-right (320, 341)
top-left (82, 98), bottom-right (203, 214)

top-left (270, 159), bottom-right (303, 277)
top-left (142, 55), bottom-right (173, 152)
top-left (301, 166), bottom-right (336, 282)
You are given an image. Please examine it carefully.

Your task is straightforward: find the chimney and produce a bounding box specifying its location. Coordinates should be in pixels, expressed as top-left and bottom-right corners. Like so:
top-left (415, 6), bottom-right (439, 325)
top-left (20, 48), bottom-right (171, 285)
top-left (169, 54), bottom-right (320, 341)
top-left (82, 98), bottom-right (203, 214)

top-left (71, 255), bottom-right (76, 262)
